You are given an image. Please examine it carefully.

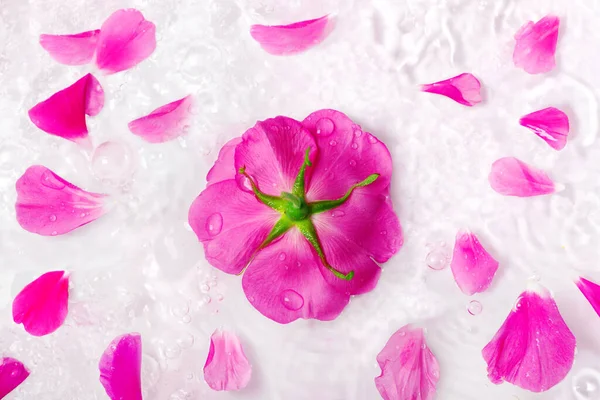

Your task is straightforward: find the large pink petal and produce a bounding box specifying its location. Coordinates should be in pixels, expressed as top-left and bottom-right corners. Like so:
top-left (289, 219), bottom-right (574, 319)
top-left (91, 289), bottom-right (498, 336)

top-left (188, 179), bottom-right (279, 274)
top-left (39, 30), bottom-right (100, 65)
top-left (12, 271), bottom-right (69, 337)
top-left (0, 357), bottom-right (29, 398)
top-left (513, 15), bottom-right (560, 74)
top-left (520, 107), bottom-right (570, 150)
top-left (421, 73), bottom-right (482, 107)
top-left (482, 284), bottom-right (576, 392)
top-left (206, 137), bottom-right (242, 186)
top-left (203, 330), bottom-right (252, 391)
top-left (95, 9), bottom-right (156, 74)
top-left (15, 165), bottom-right (107, 236)
top-left (489, 157), bottom-right (555, 197)
top-left (28, 73), bottom-right (104, 144)
top-left (242, 228), bottom-right (349, 323)
top-left (575, 277), bottom-right (600, 317)
top-left (99, 333), bottom-right (142, 400)
top-left (450, 230), bottom-right (499, 295)
top-left (128, 95), bottom-right (193, 143)
top-left (375, 325), bottom-right (440, 400)
top-left (250, 15), bottom-right (334, 56)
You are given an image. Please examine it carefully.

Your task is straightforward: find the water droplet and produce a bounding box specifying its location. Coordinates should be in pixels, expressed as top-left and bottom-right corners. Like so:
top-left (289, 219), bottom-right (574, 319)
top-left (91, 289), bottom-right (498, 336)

top-left (217, 294), bottom-right (224, 301)
top-left (40, 170), bottom-right (65, 190)
top-left (354, 129), bottom-right (363, 137)
top-left (80, 212), bottom-right (87, 218)
top-left (380, 230), bottom-right (387, 236)
top-left (182, 315), bottom-right (191, 323)
top-left (199, 283), bottom-right (210, 293)
top-left (280, 289), bottom-right (304, 310)
top-left (467, 300), bottom-right (482, 315)
top-left (177, 333), bottom-right (195, 349)
top-left (238, 174), bottom-right (254, 193)
top-left (331, 210), bottom-right (345, 217)
top-left (426, 250), bottom-right (448, 270)
top-left (49, 214), bottom-right (57, 222)
top-left (205, 213), bottom-right (223, 237)
top-left (573, 369), bottom-right (600, 400)
top-left (91, 141), bottom-right (134, 183)
top-left (315, 118), bottom-right (335, 136)
top-left (351, 143), bottom-right (358, 150)
top-left (349, 160), bottom-right (356, 166)
top-left (278, 252), bottom-right (286, 261)
top-left (165, 344), bottom-right (181, 359)
top-left (329, 140), bottom-right (337, 146)
top-left (368, 134), bottom-right (377, 144)
top-left (248, 296), bottom-right (255, 303)
top-left (51, 231), bottom-right (58, 236)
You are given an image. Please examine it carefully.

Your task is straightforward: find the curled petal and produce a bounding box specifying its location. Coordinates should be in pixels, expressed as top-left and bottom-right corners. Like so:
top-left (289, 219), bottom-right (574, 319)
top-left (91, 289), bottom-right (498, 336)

top-left (0, 357), bottom-right (29, 398)
top-left (250, 15), bottom-right (334, 56)
top-left (15, 165), bottom-right (107, 236)
top-left (520, 107), bottom-right (570, 150)
top-left (450, 230), bottom-right (499, 295)
top-left (99, 333), bottom-right (142, 400)
top-left (128, 95), bottom-right (193, 143)
top-left (204, 330), bottom-right (252, 391)
top-left (12, 271), bottom-right (69, 336)
top-left (39, 30), bottom-right (100, 65)
top-left (206, 137), bottom-right (242, 186)
top-left (576, 277), bottom-right (600, 317)
top-left (375, 325), bottom-right (440, 400)
top-left (421, 73), bottom-right (482, 106)
top-left (489, 157), bottom-right (555, 197)
top-left (514, 15), bottom-right (560, 74)
top-left (482, 284), bottom-right (576, 392)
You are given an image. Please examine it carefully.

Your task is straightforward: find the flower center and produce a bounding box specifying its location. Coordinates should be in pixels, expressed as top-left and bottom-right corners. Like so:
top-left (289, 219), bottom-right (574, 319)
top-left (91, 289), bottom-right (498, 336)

top-left (281, 192), bottom-right (310, 221)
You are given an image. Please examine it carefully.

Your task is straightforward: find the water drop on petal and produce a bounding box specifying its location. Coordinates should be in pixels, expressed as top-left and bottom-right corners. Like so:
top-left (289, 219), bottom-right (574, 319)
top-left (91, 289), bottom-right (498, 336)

top-left (205, 213), bottom-right (223, 237)
top-left (315, 118), bottom-right (334, 136)
top-left (280, 289), bottom-right (304, 310)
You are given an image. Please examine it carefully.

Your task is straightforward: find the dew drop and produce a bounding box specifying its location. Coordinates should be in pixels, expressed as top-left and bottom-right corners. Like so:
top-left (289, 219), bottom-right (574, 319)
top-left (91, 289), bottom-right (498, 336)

top-left (49, 214), bottom-right (57, 222)
top-left (91, 141), bottom-right (133, 182)
top-left (329, 140), bottom-right (337, 146)
top-left (467, 300), bottom-right (482, 316)
top-left (349, 160), bottom-right (356, 166)
top-left (380, 230), bottom-right (387, 236)
top-left (368, 134), bottom-right (377, 144)
top-left (426, 250), bottom-right (448, 270)
top-left (40, 170), bottom-right (65, 190)
top-left (331, 210), bottom-right (345, 217)
top-left (51, 231), bottom-right (58, 236)
top-left (354, 129), bottom-right (363, 137)
top-left (280, 289), bottom-right (304, 310)
top-left (199, 283), bottom-right (210, 293)
top-left (351, 143), bottom-right (358, 150)
top-left (573, 369), bottom-right (600, 400)
top-left (205, 213), bottom-right (223, 237)
top-left (278, 252), bottom-right (286, 261)
top-left (315, 118), bottom-right (335, 136)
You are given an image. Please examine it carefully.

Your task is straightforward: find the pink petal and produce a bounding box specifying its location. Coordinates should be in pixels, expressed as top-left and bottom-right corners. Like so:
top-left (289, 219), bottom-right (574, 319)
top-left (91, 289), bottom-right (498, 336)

top-left (489, 157), bottom-right (555, 197)
top-left (513, 15), bottom-right (560, 74)
top-left (15, 165), bottom-right (107, 236)
top-left (575, 277), bottom-right (600, 317)
top-left (450, 230), bottom-right (499, 295)
top-left (28, 73), bottom-right (104, 144)
top-left (39, 30), bottom-right (100, 65)
top-left (375, 325), bottom-right (440, 400)
top-left (482, 284), bottom-right (576, 392)
top-left (421, 73), bottom-right (482, 106)
top-left (520, 107), bottom-right (570, 150)
top-left (0, 357), bottom-right (29, 399)
top-left (206, 137), bottom-right (242, 186)
top-left (12, 271), bottom-right (69, 337)
top-left (204, 330), bottom-right (252, 391)
top-left (95, 9), bottom-right (156, 74)
top-left (250, 15), bottom-right (334, 56)
top-left (128, 95), bottom-right (193, 143)
top-left (99, 333), bottom-right (142, 400)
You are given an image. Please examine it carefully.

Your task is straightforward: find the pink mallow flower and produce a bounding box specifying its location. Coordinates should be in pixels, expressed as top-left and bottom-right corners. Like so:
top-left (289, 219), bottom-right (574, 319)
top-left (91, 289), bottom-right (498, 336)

top-left (189, 109), bottom-right (402, 323)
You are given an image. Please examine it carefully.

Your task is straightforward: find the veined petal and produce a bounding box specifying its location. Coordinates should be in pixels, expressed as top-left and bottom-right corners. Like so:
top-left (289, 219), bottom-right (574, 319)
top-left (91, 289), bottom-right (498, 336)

top-left (39, 30), bottom-right (100, 65)
top-left (99, 333), bottom-right (142, 400)
top-left (489, 157), bottom-right (555, 197)
top-left (204, 330), bottom-right (252, 391)
top-left (421, 73), bottom-right (482, 106)
top-left (450, 230), bottom-right (499, 295)
top-left (576, 277), bottom-right (600, 317)
top-left (206, 137), bottom-right (242, 186)
top-left (520, 107), bottom-right (569, 150)
top-left (128, 95), bottom-right (193, 143)
top-left (0, 357), bottom-right (29, 398)
top-left (514, 15), bottom-right (560, 74)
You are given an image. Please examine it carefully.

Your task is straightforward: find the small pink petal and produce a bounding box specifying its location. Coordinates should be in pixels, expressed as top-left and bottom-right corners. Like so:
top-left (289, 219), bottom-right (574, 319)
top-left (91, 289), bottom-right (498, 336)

top-left (514, 15), bottom-right (560, 74)
top-left (482, 284), bottom-right (575, 392)
top-left (204, 330), bottom-right (252, 391)
top-left (520, 107), bottom-right (570, 150)
top-left (128, 95), bottom-right (193, 143)
top-left (15, 165), bottom-right (107, 236)
top-left (576, 277), bottom-right (600, 317)
top-left (489, 157), bottom-right (555, 197)
top-left (450, 230), bottom-right (499, 295)
top-left (0, 357), bottom-right (29, 398)
top-left (39, 30), bottom-right (100, 65)
top-left (375, 325), bottom-right (440, 400)
top-left (99, 333), bottom-right (142, 400)
top-left (421, 73), bottom-right (482, 106)
top-left (28, 73), bottom-right (104, 144)
top-left (12, 271), bottom-right (69, 337)
top-left (250, 15), bottom-right (334, 56)
top-left (95, 9), bottom-right (156, 74)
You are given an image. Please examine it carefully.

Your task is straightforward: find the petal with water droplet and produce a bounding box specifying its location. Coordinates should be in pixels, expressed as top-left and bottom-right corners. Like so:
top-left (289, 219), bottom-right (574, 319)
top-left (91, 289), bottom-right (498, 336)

top-left (99, 333), bottom-right (142, 400)
top-left (514, 15), bottom-right (559, 74)
top-left (520, 107), bottom-right (570, 150)
top-left (204, 330), bottom-right (252, 391)
top-left (450, 230), bottom-right (499, 295)
top-left (39, 30), bottom-right (100, 65)
top-left (128, 95), bottom-right (193, 143)
top-left (0, 357), bottom-right (29, 398)
top-left (489, 157), bottom-right (555, 197)
top-left (421, 73), bottom-right (482, 106)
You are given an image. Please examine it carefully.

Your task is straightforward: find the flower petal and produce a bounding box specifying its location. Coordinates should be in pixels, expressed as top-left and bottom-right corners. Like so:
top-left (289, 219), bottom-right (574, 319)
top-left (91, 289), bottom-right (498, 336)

top-left (128, 95), bottom-right (193, 143)
top-left (188, 179), bottom-right (279, 274)
top-left (421, 73), bottom-right (482, 106)
top-left (206, 137), bottom-right (242, 186)
top-left (482, 284), bottom-right (576, 392)
top-left (15, 165), bottom-right (107, 236)
top-left (95, 8), bottom-right (156, 74)
top-left (450, 230), bottom-right (499, 295)
top-left (520, 107), bottom-right (570, 150)
top-left (12, 271), bottom-right (69, 337)
top-left (375, 325), bottom-right (440, 400)
top-left (513, 15), bottom-right (560, 74)
top-left (489, 157), bottom-right (555, 197)
top-left (242, 228), bottom-right (349, 323)
top-left (204, 330), bottom-right (252, 391)
top-left (250, 15), bottom-right (334, 56)
top-left (39, 30), bottom-right (100, 65)
top-left (0, 357), bottom-right (29, 398)
top-left (575, 277), bottom-right (600, 317)
top-left (99, 333), bottom-right (142, 400)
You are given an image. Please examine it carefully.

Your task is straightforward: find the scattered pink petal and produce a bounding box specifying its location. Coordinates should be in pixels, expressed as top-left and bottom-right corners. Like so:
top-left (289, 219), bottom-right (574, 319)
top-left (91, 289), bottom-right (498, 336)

top-left (520, 107), bottom-right (570, 150)
top-left (0, 357), bottom-right (29, 398)
top-left (513, 15), bottom-right (560, 74)
top-left (575, 277), bottom-right (600, 317)
top-left (204, 329), bottom-right (252, 391)
top-left (489, 157), bottom-right (555, 197)
top-left (95, 9), bottom-right (156, 74)
top-left (421, 73), bottom-right (482, 106)
top-left (12, 271), bottom-right (69, 337)
top-left (15, 165), bottom-right (107, 236)
top-left (99, 333), bottom-right (142, 400)
top-left (450, 230), bottom-right (499, 295)
top-left (482, 284), bottom-right (576, 392)
top-left (39, 30), bottom-right (100, 65)
top-left (128, 95), bottom-right (193, 143)
top-left (250, 15), bottom-right (334, 56)
top-left (375, 325), bottom-right (440, 400)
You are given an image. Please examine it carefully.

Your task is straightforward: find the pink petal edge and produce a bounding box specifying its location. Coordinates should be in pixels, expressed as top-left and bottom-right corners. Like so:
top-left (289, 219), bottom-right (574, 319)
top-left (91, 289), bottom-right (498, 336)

top-left (576, 277), bottom-right (600, 318)
top-left (128, 95), bottom-right (193, 143)
top-left (514, 15), bottom-right (560, 74)
top-left (450, 229), bottom-right (499, 295)
top-left (0, 357), bottom-right (29, 398)
top-left (204, 329), bottom-right (252, 391)
top-left (39, 30), bottom-right (100, 65)
top-left (421, 73), bottom-right (482, 106)
top-left (520, 107), bottom-right (570, 150)
top-left (99, 333), bottom-right (142, 400)
top-left (488, 157), bottom-right (555, 197)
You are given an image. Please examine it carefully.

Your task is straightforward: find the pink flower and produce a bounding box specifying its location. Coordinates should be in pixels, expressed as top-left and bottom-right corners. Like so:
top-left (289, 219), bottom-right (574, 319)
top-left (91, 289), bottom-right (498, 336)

top-left (204, 330), bottom-right (252, 391)
top-left (482, 284), bottom-right (576, 392)
top-left (189, 109), bottom-right (402, 323)
top-left (99, 333), bottom-right (142, 400)
top-left (0, 357), bottom-right (29, 398)
top-left (450, 230), bottom-right (499, 295)
top-left (39, 30), bottom-right (100, 65)
top-left (12, 271), bottom-right (69, 336)
top-left (575, 277), bottom-right (600, 317)
top-left (513, 15), bottom-right (560, 74)
top-left (520, 107), bottom-right (570, 150)
top-left (374, 325), bottom-right (440, 400)
top-left (421, 73), bottom-right (482, 106)
top-left (128, 95), bottom-right (193, 143)
top-left (488, 157), bottom-right (555, 197)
